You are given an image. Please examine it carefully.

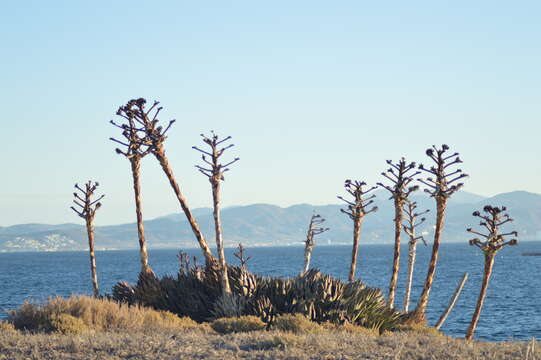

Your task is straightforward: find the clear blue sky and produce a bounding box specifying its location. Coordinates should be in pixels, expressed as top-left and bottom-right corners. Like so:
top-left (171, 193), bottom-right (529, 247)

top-left (1, 1), bottom-right (539, 226)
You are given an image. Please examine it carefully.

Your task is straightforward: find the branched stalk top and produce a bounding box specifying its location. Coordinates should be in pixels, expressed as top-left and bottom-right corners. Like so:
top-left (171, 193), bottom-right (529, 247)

top-left (193, 131), bottom-right (240, 182)
top-left (467, 205), bottom-right (518, 253)
top-left (402, 200), bottom-right (429, 245)
top-left (377, 157), bottom-right (420, 201)
top-left (110, 98), bottom-right (176, 157)
top-left (418, 144), bottom-right (468, 199)
top-left (70, 181), bottom-right (104, 220)
top-left (338, 180), bottom-right (378, 220)
top-left (308, 214), bottom-right (329, 235)
top-left (234, 243), bottom-right (251, 267)
top-left (306, 214), bottom-right (330, 245)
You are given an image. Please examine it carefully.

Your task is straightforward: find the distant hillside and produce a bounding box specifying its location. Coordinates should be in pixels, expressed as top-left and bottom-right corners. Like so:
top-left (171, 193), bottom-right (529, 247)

top-left (0, 191), bottom-right (539, 252)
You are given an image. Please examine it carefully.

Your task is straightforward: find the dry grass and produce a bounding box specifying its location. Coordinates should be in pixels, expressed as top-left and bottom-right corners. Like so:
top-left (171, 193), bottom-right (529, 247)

top-left (8, 296), bottom-right (202, 334)
top-left (393, 324), bottom-right (444, 337)
top-left (271, 314), bottom-right (324, 334)
top-left (2, 297), bottom-right (538, 359)
top-left (0, 326), bottom-right (538, 359)
top-left (0, 321), bottom-right (17, 334)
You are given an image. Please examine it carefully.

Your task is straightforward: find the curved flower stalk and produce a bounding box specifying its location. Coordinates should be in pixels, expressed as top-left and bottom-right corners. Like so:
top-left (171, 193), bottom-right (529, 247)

top-left (114, 98), bottom-right (216, 266)
top-left (301, 213), bottom-right (329, 275)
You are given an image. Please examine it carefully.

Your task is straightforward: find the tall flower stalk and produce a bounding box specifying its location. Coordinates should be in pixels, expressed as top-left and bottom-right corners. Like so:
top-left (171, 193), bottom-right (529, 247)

top-left (411, 144), bottom-right (467, 322)
top-left (465, 205), bottom-right (518, 341)
top-left (115, 98), bottom-right (216, 266)
top-left (338, 180), bottom-right (378, 281)
top-left (377, 158), bottom-right (419, 309)
top-left (193, 131), bottom-right (240, 294)
top-left (70, 181), bottom-right (104, 297)
top-left (401, 199), bottom-right (428, 313)
top-left (301, 213), bottom-right (329, 275)
top-left (110, 106), bottom-right (153, 274)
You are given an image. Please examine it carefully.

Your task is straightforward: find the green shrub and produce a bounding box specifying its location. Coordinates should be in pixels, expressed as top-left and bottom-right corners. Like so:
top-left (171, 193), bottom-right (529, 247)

top-left (211, 316), bottom-right (266, 334)
top-left (272, 314), bottom-right (322, 334)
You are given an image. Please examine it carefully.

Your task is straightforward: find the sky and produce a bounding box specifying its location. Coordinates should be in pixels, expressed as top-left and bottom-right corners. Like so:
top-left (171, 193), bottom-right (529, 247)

top-left (0, 1), bottom-right (539, 226)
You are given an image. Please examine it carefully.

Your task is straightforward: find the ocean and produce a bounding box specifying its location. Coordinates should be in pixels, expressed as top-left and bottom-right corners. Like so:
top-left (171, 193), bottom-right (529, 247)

top-left (1, 242), bottom-right (540, 341)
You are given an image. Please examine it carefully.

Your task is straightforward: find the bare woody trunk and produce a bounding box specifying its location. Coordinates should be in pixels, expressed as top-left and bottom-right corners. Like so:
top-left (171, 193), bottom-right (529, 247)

top-left (466, 254), bottom-right (495, 341)
top-left (413, 198), bottom-right (447, 322)
top-left (153, 144), bottom-right (215, 265)
top-left (302, 231), bottom-right (314, 275)
top-left (403, 239), bottom-right (418, 313)
top-left (212, 180), bottom-right (231, 294)
top-left (388, 198), bottom-right (402, 308)
top-left (130, 156), bottom-right (151, 274)
top-left (348, 217), bottom-right (364, 282)
top-left (436, 272), bottom-right (468, 330)
top-left (85, 219), bottom-right (99, 297)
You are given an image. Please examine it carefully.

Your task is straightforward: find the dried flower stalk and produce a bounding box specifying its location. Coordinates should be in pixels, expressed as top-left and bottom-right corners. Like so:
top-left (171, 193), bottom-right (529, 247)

top-left (338, 180), bottom-right (378, 281)
top-left (193, 131), bottom-right (240, 294)
top-left (411, 144), bottom-right (467, 323)
top-left (465, 205), bottom-right (518, 341)
top-left (70, 181), bottom-right (104, 297)
top-left (301, 213), bottom-right (329, 275)
top-left (401, 199), bottom-right (429, 313)
top-left (377, 157), bottom-right (419, 309)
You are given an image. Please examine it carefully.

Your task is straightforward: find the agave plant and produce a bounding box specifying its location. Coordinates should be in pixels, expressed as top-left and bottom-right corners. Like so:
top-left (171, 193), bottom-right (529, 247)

top-left (111, 266), bottom-right (400, 333)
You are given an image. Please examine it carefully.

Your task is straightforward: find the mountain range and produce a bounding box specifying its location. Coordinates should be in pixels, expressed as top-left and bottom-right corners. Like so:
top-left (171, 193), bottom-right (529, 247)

top-left (1, 191), bottom-right (540, 252)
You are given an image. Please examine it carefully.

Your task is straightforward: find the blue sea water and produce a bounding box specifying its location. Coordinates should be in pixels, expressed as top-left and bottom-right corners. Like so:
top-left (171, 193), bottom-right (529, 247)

top-left (1, 242), bottom-right (540, 341)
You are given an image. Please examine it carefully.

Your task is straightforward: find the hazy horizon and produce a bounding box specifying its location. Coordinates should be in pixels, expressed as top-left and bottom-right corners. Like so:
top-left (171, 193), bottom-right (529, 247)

top-left (1, 189), bottom-right (539, 227)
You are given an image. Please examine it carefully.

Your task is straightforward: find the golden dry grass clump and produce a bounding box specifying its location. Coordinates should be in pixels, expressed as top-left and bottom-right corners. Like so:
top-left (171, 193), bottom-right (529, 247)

top-left (8, 295), bottom-right (201, 334)
top-left (0, 321), bottom-right (18, 334)
top-left (211, 315), bottom-right (266, 334)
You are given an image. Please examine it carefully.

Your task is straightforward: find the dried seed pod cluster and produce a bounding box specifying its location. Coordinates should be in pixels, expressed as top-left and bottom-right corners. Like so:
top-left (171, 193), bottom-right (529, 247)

top-left (467, 205), bottom-right (518, 253)
top-left (418, 144), bottom-right (468, 199)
